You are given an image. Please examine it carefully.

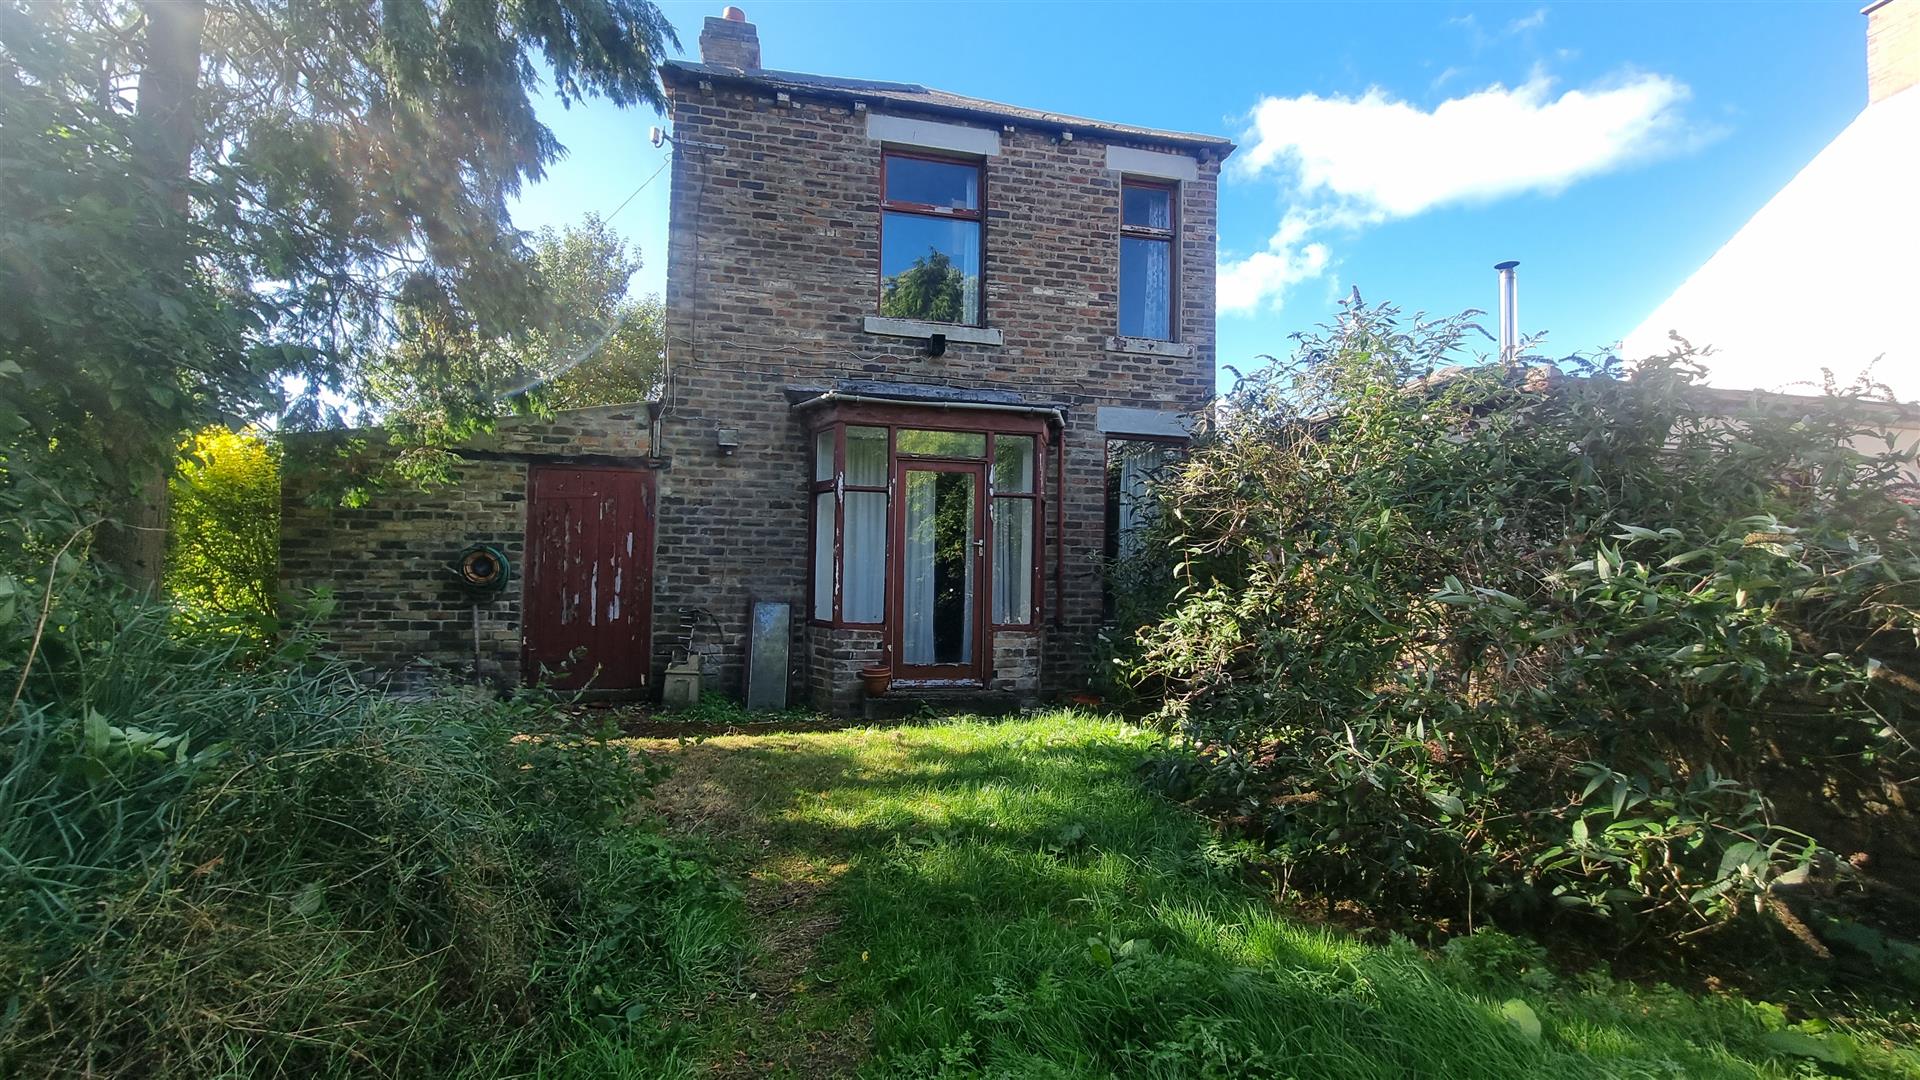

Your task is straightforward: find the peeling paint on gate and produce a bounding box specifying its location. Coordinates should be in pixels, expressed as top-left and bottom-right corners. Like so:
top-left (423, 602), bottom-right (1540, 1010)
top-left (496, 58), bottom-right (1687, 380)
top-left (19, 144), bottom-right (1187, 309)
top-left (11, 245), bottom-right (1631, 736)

top-left (523, 466), bottom-right (654, 691)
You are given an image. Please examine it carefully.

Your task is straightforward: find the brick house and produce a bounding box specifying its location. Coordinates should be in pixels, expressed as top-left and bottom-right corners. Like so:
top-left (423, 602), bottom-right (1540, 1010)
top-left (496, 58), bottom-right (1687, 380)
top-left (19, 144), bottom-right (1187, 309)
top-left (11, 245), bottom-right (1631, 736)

top-left (282, 7), bottom-right (1234, 713)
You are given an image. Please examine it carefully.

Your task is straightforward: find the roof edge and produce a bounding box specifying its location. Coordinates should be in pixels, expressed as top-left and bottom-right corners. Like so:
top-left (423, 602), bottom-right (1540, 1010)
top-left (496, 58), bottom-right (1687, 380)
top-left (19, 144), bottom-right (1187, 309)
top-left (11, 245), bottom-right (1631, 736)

top-left (662, 60), bottom-right (1235, 156)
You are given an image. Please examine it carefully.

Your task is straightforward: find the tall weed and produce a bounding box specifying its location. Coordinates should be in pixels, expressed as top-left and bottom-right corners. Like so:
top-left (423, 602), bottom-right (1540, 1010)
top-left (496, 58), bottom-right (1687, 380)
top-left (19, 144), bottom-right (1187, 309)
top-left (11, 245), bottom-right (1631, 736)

top-left (0, 584), bottom-right (737, 1077)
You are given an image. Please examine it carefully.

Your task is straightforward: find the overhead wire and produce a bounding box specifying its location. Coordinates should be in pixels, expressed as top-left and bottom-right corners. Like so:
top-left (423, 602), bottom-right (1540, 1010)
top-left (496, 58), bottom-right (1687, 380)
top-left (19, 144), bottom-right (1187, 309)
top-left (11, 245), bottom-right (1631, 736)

top-left (495, 149), bottom-right (674, 400)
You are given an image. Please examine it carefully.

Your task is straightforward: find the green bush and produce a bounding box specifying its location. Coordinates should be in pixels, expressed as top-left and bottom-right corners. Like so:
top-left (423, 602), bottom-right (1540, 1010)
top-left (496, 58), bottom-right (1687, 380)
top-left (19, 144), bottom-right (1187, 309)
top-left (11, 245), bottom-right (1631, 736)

top-left (0, 580), bottom-right (739, 1077)
top-left (167, 427), bottom-right (280, 632)
top-left (1132, 298), bottom-right (1920, 941)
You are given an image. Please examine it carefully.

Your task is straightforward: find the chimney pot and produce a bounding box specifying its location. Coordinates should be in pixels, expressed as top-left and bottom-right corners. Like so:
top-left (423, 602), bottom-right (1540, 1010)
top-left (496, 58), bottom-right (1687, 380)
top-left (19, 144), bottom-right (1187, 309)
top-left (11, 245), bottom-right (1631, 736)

top-left (700, 9), bottom-right (760, 69)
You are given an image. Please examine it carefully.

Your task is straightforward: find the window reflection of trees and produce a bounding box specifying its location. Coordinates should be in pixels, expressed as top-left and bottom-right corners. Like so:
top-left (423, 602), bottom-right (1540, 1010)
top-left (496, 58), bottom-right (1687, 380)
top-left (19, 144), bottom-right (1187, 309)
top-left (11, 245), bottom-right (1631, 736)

top-left (881, 248), bottom-right (972, 324)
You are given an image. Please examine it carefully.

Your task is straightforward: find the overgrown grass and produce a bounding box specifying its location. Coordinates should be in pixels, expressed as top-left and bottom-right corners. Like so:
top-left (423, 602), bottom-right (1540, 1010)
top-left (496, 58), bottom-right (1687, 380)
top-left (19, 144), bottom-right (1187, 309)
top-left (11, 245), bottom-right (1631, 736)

top-left (0, 594), bottom-right (742, 1078)
top-left (652, 712), bottom-right (1920, 1078)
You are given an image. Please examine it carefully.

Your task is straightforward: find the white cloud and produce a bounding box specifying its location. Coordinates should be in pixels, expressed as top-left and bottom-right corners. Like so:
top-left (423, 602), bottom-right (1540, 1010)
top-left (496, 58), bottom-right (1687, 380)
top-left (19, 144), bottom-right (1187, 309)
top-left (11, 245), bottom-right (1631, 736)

top-left (1234, 73), bottom-right (1691, 215)
top-left (1218, 212), bottom-right (1332, 315)
top-left (1508, 8), bottom-right (1548, 33)
top-left (1220, 71), bottom-right (1696, 314)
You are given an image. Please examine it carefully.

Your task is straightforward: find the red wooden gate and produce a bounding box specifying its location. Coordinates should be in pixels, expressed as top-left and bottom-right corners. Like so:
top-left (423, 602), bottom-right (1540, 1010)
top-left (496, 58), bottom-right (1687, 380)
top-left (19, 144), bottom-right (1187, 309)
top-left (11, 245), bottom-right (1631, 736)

top-left (522, 466), bottom-right (653, 691)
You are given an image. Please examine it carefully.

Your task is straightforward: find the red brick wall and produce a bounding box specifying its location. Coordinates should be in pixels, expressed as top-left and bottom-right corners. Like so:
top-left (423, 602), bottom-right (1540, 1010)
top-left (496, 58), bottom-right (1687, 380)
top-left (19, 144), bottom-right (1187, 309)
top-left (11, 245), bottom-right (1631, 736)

top-left (655, 74), bottom-right (1222, 706)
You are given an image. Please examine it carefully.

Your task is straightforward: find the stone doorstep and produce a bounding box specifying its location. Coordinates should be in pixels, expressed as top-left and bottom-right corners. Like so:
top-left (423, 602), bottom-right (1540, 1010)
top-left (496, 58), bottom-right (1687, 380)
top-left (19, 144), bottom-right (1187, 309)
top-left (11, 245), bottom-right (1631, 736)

top-left (859, 686), bottom-right (1024, 722)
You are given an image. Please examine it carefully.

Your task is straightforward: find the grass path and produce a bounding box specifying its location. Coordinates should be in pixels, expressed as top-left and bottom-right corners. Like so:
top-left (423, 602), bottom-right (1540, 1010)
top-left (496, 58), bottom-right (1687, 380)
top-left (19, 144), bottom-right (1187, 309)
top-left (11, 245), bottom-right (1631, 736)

top-left (637, 713), bottom-right (1918, 1079)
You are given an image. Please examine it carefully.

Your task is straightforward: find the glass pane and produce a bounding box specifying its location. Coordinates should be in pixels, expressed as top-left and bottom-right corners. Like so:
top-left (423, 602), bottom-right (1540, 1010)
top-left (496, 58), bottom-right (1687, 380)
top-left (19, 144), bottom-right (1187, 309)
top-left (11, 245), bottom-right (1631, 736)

top-left (992, 498), bottom-right (1034, 624)
top-left (885, 155), bottom-right (979, 210)
top-left (1106, 440), bottom-right (1181, 563)
top-left (843, 491), bottom-right (886, 623)
top-left (846, 426), bottom-right (888, 486)
top-left (814, 429), bottom-right (834, 483)
top-left (993, 435), bottom-right (1034, 493)
top-left (880, 213), bottom-right (981, 324)
top-left (813, 491), bottom-right (835, 621)
top-left (897, 428), bottom-right (985, 458)
top-left (1120, 236), bottom-right (1172, 340)
top-left (1122, 184), bottom-right (1172, 229)
top-left (902, 470), bottom-right (975, 667)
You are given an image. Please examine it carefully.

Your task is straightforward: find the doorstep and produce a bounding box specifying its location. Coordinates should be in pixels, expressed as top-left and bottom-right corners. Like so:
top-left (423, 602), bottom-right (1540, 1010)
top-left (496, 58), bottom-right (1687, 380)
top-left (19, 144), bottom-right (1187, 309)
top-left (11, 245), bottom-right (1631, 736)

top-left (860, 686), bottom-right (1023, 721)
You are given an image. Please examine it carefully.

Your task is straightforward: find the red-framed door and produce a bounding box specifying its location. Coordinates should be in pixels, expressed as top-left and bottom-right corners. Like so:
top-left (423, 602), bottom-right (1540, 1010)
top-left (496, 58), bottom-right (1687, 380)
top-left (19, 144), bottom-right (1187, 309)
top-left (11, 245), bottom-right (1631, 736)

top-left (890, 459), bottom-right (989, 684)
top-left (522, 465), bottom-right (653, 691)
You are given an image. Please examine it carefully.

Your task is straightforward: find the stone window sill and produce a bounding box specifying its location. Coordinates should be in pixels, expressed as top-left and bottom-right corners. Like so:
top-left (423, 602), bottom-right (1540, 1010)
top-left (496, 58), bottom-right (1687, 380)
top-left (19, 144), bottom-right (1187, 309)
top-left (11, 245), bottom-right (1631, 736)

top-left (863, 315), bottom-right (1004, 347)
top-left (1106, 336), bottom-right (1195, 359)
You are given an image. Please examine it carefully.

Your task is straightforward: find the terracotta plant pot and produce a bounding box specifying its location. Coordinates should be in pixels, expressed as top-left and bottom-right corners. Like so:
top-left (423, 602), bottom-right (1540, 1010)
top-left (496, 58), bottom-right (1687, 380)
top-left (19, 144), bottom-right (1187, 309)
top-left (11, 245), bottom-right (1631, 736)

top-left (1069, 692), bottom-right (1103, 707)
top-left (859, 665), bottom-right (893, 698)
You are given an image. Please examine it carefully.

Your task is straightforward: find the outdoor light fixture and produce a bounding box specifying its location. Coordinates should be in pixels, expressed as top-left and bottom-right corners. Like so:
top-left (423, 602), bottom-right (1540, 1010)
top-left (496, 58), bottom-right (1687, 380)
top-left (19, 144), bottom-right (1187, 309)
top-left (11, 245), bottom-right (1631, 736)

top-left (715, 428), bottom-right (740, 456)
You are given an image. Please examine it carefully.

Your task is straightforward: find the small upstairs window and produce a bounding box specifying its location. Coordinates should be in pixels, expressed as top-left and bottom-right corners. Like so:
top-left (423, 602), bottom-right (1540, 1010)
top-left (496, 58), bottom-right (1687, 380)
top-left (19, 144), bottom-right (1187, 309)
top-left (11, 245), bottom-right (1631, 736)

top-left (880, 151), bottom-right (984, 326)
top-left (1119, 180), bottom-right (1176, 340)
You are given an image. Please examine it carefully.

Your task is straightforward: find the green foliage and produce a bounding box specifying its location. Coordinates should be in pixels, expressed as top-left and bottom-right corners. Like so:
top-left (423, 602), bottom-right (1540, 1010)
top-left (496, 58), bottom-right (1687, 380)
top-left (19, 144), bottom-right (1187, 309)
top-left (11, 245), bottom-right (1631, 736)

top-left (167, 427), bottom-right (279, 630)
top-left (0, 0), bottom-right (678, 576)
top-left (0, 579), bottom-right (739, 1077)
top-left (363, 214), bottom-right (665, 420)
top-left (1132, 297), bottom-right (1920, 940)
top-left (0, 8), bottom-right (259, 559)
top-left (661, 690), bottom-right (817, 728)
top-left (528, 215), bottom-right (668, 410)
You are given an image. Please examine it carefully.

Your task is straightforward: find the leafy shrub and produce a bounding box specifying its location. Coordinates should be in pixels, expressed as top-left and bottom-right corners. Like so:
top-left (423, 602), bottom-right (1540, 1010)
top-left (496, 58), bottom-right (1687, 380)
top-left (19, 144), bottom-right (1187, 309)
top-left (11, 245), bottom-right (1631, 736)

top-left (0, 579), bottom-right (739, 1077)
top-left (1132, 297), bottom-right (1920, 941)
top-left (167, 427), bottom-right (280, 632)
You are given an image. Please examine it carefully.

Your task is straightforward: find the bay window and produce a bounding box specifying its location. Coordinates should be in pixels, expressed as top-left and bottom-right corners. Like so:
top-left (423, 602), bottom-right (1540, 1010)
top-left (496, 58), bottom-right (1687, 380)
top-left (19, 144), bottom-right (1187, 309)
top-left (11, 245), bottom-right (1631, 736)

top-left (879, 151), bottom-right (984, 325)
top-left (991, 435), bottom-right (1037, 625)
top-left (1119, 180), bottom-right (1176, 340)
top-left (808, 409), bottom-right (1047, 636)
top-left (812, 425), bottom-right (889, 624)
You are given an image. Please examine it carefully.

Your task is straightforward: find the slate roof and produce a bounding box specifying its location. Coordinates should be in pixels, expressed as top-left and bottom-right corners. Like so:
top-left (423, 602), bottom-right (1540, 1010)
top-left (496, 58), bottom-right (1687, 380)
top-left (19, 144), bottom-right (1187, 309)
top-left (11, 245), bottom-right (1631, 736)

top-left (662, 59), bottom-right (1235, 155)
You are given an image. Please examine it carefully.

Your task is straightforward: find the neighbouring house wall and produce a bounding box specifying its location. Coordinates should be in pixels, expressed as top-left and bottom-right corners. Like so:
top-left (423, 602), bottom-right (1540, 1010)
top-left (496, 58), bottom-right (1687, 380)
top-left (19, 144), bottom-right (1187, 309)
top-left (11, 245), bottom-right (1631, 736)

top-left (655, 73), bottom-right (1221, 706)
top-left (279, 404), bottom-right (654, 689)
top-left (1868, 0), bottom-right (1920, 105)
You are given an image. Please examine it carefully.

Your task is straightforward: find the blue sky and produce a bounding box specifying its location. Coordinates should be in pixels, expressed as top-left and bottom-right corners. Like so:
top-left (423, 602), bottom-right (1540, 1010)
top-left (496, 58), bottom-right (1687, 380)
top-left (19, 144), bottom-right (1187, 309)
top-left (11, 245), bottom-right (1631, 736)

top-left (511, 1), bottom-right (1869, 382)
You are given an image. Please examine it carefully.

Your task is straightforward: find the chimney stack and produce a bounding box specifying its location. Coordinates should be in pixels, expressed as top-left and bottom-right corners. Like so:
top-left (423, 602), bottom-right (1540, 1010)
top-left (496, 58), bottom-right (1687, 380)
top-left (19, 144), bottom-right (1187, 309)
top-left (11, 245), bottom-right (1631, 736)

top-left (1494, 261), bottom-right (1520, 365)
top-left (699, 7), bottom-right (760, 70)
top-left (1866, 0), bottom-right (1919, 104)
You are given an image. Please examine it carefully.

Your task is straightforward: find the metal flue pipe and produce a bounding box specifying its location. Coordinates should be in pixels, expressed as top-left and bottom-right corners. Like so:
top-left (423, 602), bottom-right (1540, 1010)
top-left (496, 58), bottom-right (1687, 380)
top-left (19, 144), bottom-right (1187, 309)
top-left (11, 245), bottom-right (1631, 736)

top-left (1494, 260), bottom-right (1519, 365)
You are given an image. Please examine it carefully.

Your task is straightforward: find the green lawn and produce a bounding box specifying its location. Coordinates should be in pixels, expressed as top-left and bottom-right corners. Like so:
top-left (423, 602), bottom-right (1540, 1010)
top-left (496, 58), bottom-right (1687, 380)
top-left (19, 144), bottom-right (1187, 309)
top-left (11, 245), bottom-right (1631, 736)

top-left (638, 711), bottom-right (1919, 1079)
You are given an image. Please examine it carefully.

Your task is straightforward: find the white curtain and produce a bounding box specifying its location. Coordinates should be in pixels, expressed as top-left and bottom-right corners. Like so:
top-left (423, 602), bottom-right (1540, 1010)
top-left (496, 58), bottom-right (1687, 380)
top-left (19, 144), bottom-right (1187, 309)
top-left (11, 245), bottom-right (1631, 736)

top-left (843, 491), bottom-right (886, 622)
top-left (991, 499), bottom-right (1032, 623)
top-left (903, 473), bottom-right (937, 664)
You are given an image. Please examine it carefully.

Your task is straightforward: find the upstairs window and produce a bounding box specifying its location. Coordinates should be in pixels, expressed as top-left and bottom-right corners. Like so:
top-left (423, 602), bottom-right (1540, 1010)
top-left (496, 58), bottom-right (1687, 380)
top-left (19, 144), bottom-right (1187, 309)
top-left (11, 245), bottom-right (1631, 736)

top-left (1119, 180), bottom-right (1176, 340)
top-left (880, 151), bottom-right (984, 326)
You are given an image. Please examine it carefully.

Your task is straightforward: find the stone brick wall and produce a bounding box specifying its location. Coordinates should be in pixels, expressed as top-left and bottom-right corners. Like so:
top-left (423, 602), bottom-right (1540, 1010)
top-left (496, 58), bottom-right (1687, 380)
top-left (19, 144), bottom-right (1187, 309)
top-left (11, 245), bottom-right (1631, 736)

top-left (807, 626), bottom-right (885, 714)
top-left (1868, 0), bottom-right (1919, 105)
top-left (656, 70), bottom-right (1223, 708)
top-left (991, 632), bottom-right (1043, 697)
top-left (280, 405), bottom-right (654, 689)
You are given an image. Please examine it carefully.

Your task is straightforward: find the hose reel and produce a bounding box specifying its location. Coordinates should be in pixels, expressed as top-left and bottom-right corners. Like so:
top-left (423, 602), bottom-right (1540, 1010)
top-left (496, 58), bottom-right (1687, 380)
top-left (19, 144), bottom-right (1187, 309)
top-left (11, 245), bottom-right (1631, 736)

top-left (449, 543), bottom-right (511, 687)
top-left (451, 543), bottom-right (511, 596)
